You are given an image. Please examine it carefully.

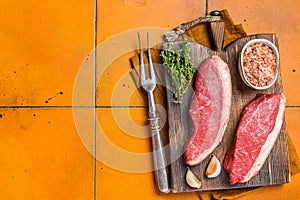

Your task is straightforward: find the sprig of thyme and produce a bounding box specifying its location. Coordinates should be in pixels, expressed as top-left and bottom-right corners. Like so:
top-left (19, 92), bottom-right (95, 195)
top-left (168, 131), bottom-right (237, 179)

top-left (160, 37), bottom-right (196, 103)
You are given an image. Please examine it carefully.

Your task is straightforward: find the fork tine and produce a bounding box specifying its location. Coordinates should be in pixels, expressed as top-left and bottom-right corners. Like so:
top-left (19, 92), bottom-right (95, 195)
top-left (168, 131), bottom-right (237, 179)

top-left (147, 32), bottom-right (156, 82)
top-left (138, 32), bottom-right (146, 82)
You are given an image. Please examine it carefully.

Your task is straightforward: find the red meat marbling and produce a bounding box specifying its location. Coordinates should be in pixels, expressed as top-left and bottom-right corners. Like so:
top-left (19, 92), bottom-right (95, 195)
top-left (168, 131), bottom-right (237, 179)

top-left (223, 93), bottom-right (286, 184)
top-left (185, 55), bottom-right (232, 166)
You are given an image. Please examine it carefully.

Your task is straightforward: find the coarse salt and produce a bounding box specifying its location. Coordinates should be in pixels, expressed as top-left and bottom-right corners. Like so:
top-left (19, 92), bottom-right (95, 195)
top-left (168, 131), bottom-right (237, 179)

top-left (243, 43), bottom-right (277, 87)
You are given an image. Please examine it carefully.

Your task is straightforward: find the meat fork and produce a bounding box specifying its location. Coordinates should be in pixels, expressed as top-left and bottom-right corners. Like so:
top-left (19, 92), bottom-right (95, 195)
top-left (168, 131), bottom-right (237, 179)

top-left (137, 32), bottom-right (170, 194)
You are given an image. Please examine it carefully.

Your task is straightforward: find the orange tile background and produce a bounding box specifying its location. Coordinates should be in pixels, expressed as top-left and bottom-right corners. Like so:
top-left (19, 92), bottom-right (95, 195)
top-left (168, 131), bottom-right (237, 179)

top-left (0, 0), bottom-right (299, 199)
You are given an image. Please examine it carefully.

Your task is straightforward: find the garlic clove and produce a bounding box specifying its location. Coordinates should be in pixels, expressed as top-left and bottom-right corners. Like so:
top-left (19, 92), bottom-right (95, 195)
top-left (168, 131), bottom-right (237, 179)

top-left (206, 155), bottom-right (221, 178)
top-left (186, 167), bottom-right (202, 189)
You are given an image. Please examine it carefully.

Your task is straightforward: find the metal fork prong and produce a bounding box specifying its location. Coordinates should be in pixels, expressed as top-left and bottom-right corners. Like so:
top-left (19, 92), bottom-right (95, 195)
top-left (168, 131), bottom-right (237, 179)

top-left (147, 32), bottom-right (156, 82)
top-left (138, 32), bottom-right (146, 83)
top-left (137, 32), bottom-right (170, 193)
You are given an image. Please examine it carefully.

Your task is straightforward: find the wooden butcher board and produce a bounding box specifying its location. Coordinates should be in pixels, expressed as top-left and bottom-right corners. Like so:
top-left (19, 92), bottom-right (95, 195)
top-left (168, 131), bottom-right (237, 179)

top-left (164, 33), bottom-right (290, 193)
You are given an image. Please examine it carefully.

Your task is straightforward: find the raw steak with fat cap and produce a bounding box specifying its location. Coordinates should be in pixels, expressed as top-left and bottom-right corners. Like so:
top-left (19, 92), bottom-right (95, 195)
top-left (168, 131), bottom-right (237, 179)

top-left (185, 55), bottom-right (232, 166)
top-left (223, 93), bottom-right (286, 184)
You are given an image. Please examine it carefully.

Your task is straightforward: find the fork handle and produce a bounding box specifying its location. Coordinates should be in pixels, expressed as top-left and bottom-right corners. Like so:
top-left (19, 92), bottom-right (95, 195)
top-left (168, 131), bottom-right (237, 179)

top-left (149, 116), bottom-right (170, 194)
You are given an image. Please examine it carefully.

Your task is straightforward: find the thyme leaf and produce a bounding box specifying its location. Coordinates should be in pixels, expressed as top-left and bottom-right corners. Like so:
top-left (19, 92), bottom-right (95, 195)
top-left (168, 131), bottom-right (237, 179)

top-left (160, 37), bottom-right (196, 103)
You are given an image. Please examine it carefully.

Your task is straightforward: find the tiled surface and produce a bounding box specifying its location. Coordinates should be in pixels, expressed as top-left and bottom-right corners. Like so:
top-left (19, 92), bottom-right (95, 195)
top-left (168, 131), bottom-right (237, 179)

top-left (96, 0), bottom-right (300, 199)
top-left (96, 0), bottom-right (300, 107)
top-left (0, 0), bottom-right (94, 106)
top-left (94, 109), bottom-right (198, 200)
top-left (96, 108), bottom-right (150, 153)
top-left (0, 109), bottom-right (93, 199)
top-left (96, 51), bottom-right (144, 106)
top-left (1, 0), bottom-right (300, 200)
top-left (0, 0), bottom-right (95, 199)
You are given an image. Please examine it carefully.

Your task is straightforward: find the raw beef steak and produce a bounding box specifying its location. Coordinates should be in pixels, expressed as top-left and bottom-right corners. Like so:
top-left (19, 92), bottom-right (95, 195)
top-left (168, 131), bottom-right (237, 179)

top-left (223, 93), bottom-right (286, 184)
top-left (185, 55), bottom-right (232, 166)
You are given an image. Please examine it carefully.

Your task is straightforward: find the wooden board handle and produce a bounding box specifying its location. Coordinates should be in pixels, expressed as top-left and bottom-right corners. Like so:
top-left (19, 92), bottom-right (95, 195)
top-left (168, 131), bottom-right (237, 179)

top-left (208, 22), bottom-right (225, 52)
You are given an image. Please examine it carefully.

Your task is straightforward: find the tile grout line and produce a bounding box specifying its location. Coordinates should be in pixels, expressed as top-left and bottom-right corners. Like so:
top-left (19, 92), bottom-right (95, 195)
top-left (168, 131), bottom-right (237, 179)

top-left (93, 0), bottom-right (98, 199)
top-left (0, 105), bottom-right (148, 109)
top-left (0, 105), bottom-right (298, 110)
top-left (286, 106), bottom-right (300, 108)
top-left (0, 105), bottom-right (298, 109)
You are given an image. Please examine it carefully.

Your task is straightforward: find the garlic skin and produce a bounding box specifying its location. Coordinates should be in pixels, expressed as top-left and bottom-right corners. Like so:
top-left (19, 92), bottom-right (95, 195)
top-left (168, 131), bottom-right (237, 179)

top-left (206, 155), bottom-right (221, 178)
top-left (186, 167), bottom-right (202, 189)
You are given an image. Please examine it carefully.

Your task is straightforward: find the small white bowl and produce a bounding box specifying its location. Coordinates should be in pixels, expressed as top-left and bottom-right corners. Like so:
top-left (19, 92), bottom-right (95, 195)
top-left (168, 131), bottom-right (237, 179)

top-left (239, 39), bottom-right (279, 90)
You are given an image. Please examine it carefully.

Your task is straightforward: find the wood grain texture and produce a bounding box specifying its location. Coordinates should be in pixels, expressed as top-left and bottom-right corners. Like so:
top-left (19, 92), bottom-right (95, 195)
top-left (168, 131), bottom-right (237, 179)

top-left (208, 22), bottom-right (225, 52)
top-left (164, 34), bottom-right (290, 193)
